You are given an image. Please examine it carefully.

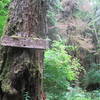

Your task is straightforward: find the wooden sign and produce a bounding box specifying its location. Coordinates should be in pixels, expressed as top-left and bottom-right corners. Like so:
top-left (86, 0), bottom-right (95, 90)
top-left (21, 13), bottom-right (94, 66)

top-left (0, 36), bottom-right (49, 50)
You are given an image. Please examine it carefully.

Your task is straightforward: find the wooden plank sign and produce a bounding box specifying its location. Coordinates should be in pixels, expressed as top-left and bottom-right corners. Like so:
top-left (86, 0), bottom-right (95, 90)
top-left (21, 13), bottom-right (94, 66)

top-left (0, 36), bottom-right (49, 49)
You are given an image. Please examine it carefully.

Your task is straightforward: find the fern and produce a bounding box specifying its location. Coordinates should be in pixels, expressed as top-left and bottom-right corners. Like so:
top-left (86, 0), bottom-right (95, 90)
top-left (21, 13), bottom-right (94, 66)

top-left (23, 91), bottom-right (31, 100)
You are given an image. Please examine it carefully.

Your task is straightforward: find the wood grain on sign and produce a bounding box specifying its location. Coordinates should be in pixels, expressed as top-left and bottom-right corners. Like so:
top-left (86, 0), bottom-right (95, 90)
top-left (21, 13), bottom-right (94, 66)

top-left (0, 36), bottom-right (49, 49)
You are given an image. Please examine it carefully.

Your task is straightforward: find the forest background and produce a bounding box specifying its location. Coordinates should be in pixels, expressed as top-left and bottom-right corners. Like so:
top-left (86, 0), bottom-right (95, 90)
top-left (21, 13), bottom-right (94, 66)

top-left (1, 0), bottom-right (100, 100)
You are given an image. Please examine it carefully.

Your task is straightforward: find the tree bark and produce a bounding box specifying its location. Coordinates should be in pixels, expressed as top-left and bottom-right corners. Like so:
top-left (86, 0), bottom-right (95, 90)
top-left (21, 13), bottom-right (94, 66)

top-left (0, 0), bottom-right (47, 100)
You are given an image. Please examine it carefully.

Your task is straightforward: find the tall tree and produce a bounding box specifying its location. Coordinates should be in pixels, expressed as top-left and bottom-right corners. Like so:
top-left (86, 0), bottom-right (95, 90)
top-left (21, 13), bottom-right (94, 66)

top-left (0, 0), bottom-right (47, 100)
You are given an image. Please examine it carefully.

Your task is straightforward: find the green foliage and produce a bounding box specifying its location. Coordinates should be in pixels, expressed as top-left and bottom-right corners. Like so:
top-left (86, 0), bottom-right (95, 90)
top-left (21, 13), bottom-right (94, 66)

top-left (47, 0), bottom-right (63, 25)
top-left (0, 0), bottom-right (11, 37)
top-left (23, 92), bottom-right (31, 100)
top-left (46, 87), bottom-right (100, 100)
top-left (83, 65), bottom-right (100, 86)
top-left (65, 87), bottom-right (100, 100)
top-left (0, 16), bottom-right (7, 36)
top-left (44, 41), bottom-right (82, 100)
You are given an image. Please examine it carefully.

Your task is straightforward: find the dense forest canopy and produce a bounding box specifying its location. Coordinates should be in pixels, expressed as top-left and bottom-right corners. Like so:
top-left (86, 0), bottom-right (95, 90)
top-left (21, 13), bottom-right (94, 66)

top-left (0, 0), bottom-right (100, 100)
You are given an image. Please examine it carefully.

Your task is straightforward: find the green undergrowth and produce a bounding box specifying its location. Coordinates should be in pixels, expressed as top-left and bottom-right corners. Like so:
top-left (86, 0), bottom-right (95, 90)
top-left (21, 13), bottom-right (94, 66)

top-left (44, 41), bottom-right (100, 100)
top-left (83, 64), bottom-right (100, 87)
top-left (46, 86), bottom-right (100, 100)
top-left (44, 41), bottom-right (83, 100)
top-left (65, 87), bottom-right (100, 100)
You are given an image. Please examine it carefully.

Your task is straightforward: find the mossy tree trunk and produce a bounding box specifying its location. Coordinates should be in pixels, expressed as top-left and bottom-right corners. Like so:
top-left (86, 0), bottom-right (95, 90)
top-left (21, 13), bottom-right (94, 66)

top-left (0, 0), bottom-right (47, 100)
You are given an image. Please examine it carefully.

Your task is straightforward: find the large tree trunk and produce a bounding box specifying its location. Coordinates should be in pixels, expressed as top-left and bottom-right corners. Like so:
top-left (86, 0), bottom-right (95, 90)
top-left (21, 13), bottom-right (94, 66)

top-left (0, 0), bottom-right (47, 100)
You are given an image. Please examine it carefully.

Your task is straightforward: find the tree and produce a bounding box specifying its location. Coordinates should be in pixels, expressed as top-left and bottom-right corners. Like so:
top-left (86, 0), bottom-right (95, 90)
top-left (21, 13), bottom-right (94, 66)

top-left (0, 0), bottom-right (47, 100)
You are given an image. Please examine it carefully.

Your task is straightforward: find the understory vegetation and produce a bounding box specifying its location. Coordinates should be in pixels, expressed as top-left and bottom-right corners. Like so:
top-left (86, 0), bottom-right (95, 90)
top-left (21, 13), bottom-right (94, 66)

top-left (1, 0), bottom-right (100, 100)
top-left (44, 41), bottom-right (82, 100)
top-left (44, 41), bottom-right (100, 100)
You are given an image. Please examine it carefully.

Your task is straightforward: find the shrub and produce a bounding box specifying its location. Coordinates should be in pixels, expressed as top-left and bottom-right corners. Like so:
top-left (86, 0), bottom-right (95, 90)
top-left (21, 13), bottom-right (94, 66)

top-left (83, 65), bottom-right (100, 88)
top-left (44, 41), bottom-right (82, 100)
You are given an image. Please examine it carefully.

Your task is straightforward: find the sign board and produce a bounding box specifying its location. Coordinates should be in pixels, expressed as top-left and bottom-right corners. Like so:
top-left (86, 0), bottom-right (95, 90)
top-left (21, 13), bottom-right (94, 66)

top-left (0, 36), bottom-right (49, 50)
